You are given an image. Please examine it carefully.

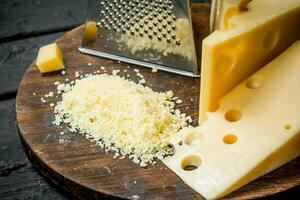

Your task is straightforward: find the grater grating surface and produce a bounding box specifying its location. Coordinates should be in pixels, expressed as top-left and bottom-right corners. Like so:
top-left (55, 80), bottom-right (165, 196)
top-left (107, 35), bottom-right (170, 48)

top-left (79, 0), bottom-right (200, 77)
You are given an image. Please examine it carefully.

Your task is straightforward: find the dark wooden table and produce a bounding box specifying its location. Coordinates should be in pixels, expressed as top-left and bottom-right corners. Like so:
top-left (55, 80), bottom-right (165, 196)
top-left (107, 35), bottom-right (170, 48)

top-left (0, 0), bottom-right (298, 199)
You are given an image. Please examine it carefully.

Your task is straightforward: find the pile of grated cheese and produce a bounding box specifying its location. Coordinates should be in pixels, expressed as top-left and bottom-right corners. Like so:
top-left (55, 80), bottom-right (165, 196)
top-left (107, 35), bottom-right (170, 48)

top-left (53, 73), bottom-right (191, 166)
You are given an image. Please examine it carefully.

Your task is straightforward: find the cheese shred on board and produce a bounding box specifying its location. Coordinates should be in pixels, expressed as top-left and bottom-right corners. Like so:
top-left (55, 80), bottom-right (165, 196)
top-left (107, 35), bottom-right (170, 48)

top-left (53, 74), bottom-right (190, 166)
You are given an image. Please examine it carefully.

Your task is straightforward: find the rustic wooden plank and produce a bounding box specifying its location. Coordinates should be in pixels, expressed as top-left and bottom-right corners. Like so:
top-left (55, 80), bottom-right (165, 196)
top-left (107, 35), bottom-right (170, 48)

top-left (15, 18), bottom-right (300, 200)
top-left (0, 0), bottom-right (87, 42)
top-left (0, 99), bottom-right (72, 200)
top-left (0, 32), bottom-right (63, 99)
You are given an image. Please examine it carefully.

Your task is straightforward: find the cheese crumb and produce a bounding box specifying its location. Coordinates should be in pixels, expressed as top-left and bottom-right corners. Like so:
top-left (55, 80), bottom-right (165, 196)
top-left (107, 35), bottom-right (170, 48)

top-left (136, 72), bottom-right (144, 79)
top-left (54, 74), bottom-right (190, 165)
top-left (57, 84), bottom-right (65, 91)
top-left (166, 91), bottom-right (174, 99)
top-left (112, 69), bottom-right (120, 76)
top-left (176, 99), bottom-right (182, 104)
top-left (186, 116), bottom-right (192, 123)
top-left (75, 71), bottom-right (80, 78)
top-left (139, 79), bottom-right (146, 84)
top-left (61, 70), bottom-right (66, 75)
top-left (151, 67), bottom-right (158, 73)
top-left (57, 83), bottom-right (71, 92)
top-left (132, 195), bottom-right (140, 200)
top-left (48, 92), bottom-right (54, 97)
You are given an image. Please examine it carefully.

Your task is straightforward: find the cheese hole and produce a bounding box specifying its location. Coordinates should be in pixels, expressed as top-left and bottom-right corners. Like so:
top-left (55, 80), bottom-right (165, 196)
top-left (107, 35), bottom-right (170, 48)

top-left (185, 132), bottom-right (205, 146)
top-left (209, 102), bottom-right (220, 113)
top-left (224, 109), bottom-right (241, 122)
top-left (181, 155), bottom-right (202, 171)
top-left (246, 78), bottom-right (262, 89)
top-left (284, 124), bottom-right (292, 130)
top-left (165, 143), bottom-right (175, 154)
top-left (89, 117), bottom-right (97, 123)
top-left (223, 134), bottom-right (238, 144)
top-left (216, 55), bottom-right (235, 75)
top-left (263, 30), bottom-right (280, 51)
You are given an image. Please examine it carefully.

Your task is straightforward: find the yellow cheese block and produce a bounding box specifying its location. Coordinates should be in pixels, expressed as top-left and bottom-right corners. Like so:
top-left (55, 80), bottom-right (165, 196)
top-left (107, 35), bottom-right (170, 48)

top-left (36, 43), bottom-right (64, 73)
top-left (83, 21), bottom-right (98, 42)
top-left (218, 0), bottom-right (300, 30)
top-left (199, 6), bottom-right (300, 122)
top-left (163, 41), bottom-right (300, 199)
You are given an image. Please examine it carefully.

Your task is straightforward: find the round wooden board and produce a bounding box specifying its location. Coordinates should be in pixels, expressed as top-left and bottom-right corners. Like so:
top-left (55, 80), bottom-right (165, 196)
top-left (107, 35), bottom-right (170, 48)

top-left (16, 3), bottom-right (300, 200)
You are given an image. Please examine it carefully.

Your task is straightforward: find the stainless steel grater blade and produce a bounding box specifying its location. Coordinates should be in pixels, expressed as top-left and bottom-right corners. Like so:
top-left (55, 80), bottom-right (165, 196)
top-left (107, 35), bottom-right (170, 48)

top-left (79, 0), bottom-right (200, 77)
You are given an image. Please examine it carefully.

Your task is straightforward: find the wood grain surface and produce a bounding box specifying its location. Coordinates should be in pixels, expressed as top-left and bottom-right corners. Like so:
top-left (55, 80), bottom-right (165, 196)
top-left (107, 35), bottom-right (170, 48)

top-left (15, 3), bottom-right (300, 200)
top-left (0, 0), bottom-right (87, 42)
top-left (0, 33), bottom-right (63, 99)
top-left (0, 99), bottom-right (75, 200)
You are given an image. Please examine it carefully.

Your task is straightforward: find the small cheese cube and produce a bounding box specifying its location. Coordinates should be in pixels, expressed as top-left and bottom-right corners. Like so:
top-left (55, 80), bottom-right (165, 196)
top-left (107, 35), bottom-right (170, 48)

top-left (83, 21), bottom-right (98, 42)
top-left (36, 43), bottom-right (65, 73)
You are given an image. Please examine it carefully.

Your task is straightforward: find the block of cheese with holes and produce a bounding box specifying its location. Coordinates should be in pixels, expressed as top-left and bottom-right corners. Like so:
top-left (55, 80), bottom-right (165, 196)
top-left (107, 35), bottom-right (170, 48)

top-left (218, 0), bottom-right (300, 30)
top-left (163, 41), bottom-right (300, 200)
top-left (199, 6), bottom-right (300, 122)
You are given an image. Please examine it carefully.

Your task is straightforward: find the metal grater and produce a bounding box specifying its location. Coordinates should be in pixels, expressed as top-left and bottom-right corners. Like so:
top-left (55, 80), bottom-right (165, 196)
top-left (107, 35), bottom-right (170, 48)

top-left (79, 0), bottom-right (200, 77)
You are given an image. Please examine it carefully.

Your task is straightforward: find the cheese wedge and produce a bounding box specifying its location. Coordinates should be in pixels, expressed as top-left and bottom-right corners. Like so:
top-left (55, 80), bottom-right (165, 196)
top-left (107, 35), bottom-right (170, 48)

top-left (163, 41), bottom-right (300, 199)
top-left (200, 6), bottom-right (300, 122)
top-left (218, 0), bottom-right (300, 30)
top-left (36, 43), bottom-right (64, 73)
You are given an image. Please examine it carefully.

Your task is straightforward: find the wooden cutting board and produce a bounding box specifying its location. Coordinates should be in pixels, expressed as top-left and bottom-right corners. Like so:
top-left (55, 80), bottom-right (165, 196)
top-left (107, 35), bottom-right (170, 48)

top-left (15, 3), bottom-right (300, 200)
